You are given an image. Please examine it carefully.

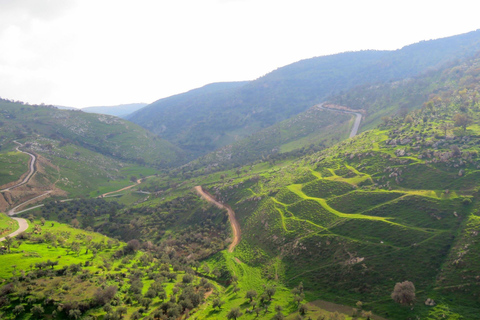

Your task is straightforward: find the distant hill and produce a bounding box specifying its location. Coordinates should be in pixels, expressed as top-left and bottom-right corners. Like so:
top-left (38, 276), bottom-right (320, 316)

top-left (128, 30), bottom-right (480, 158)
top-left (82, 103), bottom-right (147, 118)
top-left (0, 99), bottom-right (184, 198)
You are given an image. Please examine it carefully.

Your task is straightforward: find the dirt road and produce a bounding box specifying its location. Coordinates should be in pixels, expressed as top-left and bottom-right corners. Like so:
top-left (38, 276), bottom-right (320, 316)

top-left (0, 141), bottom-right (37, 192)
top-left (98, 179), bottom-right (142, 198)
top-left (194, 186), bottom-right (241, 252)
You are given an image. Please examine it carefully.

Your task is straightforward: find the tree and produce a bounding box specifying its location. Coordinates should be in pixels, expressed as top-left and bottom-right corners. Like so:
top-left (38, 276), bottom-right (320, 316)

top-left (227, 307), bottom-right (243, 320)
top-left (439, 122), bottom-right (453, 135)
top-left (13, 304), bottom-right (24, 316)
top-left (68, 309), bottom-right (82, 319)
top-left (126, 239), bottom-right (141, 253)
top-left (71, 242), bottom-right (81, 256)
top-left (71, 218), bottom-right (80, 228)
top-left (298, 303), bottom-right (308, 315)
top-left (454, 113), bottom-right (473, 132)
top-left (265, 286), bottom-right (276, 301)
top-left (212, 298), bottom-right (224, 310)
top-left (245, 290), bottom-right (257, 303)
top-left (31, 305), bottom-right (44, 317)
top-left (4, 236), bottom-right (13, 253)
top-left (405, 115), bottom-right (414, 124)
top-left (391, 280), bottom-right (416, 305)
top-left (272, 312), bottom-right (285, 320)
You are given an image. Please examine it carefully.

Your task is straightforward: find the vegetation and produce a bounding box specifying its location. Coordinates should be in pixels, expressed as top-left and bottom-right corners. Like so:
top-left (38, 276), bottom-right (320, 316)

top-left (3, 30), bottom-right (480, 320)
top-left (129, 30), bottom-right (480, 157)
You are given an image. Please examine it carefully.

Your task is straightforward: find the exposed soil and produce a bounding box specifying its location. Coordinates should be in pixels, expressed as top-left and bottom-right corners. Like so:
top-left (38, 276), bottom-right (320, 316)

top-left (194, 186), bottom-right (241, 253)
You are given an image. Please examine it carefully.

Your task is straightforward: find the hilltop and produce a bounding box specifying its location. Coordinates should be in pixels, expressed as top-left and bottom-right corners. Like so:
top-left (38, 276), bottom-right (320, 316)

top-left (128, 30), bottom-right (480, 158)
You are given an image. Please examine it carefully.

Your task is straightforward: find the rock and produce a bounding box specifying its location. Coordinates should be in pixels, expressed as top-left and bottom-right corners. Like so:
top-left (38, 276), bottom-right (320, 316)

top-left (400, 138), bottom-right (412, 145)
top-left (425, 298), bottom-right (436, 306)
top-left (459, 169), bottom-right (465, 177)
top-left (395, 149), bottom-right (406, 157)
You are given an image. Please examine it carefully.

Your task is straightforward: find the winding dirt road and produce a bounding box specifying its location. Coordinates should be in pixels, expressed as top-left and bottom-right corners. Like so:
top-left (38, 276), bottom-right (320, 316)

top-left (194, 186), bottom-right (241, 253)
top-left (0, 141), bottom-right (37, 192)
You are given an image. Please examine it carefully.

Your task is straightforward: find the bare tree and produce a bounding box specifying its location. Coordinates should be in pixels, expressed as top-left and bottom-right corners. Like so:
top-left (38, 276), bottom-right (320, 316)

top-left (391, 281), bottom-right (415, 305)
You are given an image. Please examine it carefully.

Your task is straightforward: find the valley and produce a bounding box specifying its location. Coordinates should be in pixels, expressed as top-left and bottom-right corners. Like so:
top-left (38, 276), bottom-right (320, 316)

top-left (1, 30), bottom-right (480, 320)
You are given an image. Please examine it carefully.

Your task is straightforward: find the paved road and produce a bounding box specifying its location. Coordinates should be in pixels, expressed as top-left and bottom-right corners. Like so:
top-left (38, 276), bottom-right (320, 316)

top-left (194, 186), bottom-right (241, 252)
top-left (0, 217), bottom-right (28, 242)
top-left (0, 141), bottom-right (37, 192)
top-left (0, 191), bottom-right (53, 242)
top-left (318, 105), bottom-right (362, 138)
top-left (349, 111), bottom-right (362, 138)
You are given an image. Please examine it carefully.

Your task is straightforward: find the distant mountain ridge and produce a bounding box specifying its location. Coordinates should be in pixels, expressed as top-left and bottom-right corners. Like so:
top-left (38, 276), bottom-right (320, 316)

top-left (82, 103), bottom-right (148, 118)
top-left (128, 30), bottom-right (480, 158)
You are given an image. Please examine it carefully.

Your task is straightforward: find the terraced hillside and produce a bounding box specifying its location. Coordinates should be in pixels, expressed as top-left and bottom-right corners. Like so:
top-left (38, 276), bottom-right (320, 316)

top-left (200, 59), bottom-right (480, 319)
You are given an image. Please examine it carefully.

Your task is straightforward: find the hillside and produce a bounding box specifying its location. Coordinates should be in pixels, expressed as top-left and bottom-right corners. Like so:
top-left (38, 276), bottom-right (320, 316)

top-left (82, 103), bottom-right (148, 118)
top-left (0, 99), bottom-right (185, 211)
top-left (128, 30), bottom-right (480, 158)
top-left (87, 52), bottom-right (480, 319)
top-left (196, 54), bottom-right (480, 319)
top-left (0, 100), bottom-right (182, 167)
top-left (0, 219), bottom-right (217, 319)
top-left (185, 105), bottom-right (353, 172)
top-left (2, 29), bottom-right (480, 320)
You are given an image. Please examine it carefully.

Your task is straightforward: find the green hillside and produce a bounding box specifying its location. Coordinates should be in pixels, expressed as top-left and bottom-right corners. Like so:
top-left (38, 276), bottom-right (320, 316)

top-left (0, 99), bottom-right (182, 167)
top-left (185, 106), bottom-right (352, 172)
top-left (3, 30), bottom-right (480, 320)
top-left (129, 30), bottom-right (480, 158)
top-left (0, 220), bottom-right (216, 319)
top-left (89, 52), bottom-right (480, 319)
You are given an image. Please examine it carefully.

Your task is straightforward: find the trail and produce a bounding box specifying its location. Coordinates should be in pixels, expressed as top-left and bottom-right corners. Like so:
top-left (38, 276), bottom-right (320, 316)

top-left (194, 186), bottom-right (241, 253)
top-left (317, 104), bottom-right (362, 138)
top-left (0, 141), bottom-right (37, 192)
top-left (98, 177), bottom-right (148, 198)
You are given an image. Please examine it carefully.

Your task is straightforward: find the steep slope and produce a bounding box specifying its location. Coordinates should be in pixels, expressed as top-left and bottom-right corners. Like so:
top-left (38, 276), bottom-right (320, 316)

top-left (129, 30), bottom-right (480, 157)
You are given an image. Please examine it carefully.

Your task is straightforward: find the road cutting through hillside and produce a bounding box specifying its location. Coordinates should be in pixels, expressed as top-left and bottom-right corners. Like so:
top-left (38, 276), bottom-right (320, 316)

top-left (98, 178), bottom-right (143, 198)
top-left (317, 104), bottom-right (362, 138)
top-left (194, 186), bottom-right (241, 253)
top-left (0, 141), bottom-right (37, 193)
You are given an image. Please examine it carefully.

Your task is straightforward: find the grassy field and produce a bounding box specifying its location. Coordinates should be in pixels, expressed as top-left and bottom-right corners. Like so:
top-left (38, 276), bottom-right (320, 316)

top-left (0, 213), bottom-right (18, 238)
top-left (0, 151), bottom-right (30, 187)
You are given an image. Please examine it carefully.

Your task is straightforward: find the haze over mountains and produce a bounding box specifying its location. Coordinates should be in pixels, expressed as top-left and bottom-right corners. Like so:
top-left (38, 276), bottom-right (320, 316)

top-left (127, 30), bottom-right (480, 159)
top-left (81, 103), bottom-right (148, 118)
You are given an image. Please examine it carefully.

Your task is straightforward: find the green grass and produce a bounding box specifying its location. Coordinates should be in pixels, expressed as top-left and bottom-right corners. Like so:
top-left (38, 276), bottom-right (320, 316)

top-left (0, 151), bottom-right (30, 186)
top-left (0, 213), bottom-right (18, 238)
top-left (327, 190), bottom-right (405, 214)
top-left (302, 178), bottom-right (355, 199)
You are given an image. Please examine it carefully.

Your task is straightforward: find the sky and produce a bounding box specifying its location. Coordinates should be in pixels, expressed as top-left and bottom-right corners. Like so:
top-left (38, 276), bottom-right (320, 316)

top-left (0, 0), bottom-right (479, 109)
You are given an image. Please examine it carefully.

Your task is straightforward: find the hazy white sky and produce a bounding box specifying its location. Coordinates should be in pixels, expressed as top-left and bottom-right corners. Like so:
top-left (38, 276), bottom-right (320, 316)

top-left (0, 0), bottom-right (479, 108)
